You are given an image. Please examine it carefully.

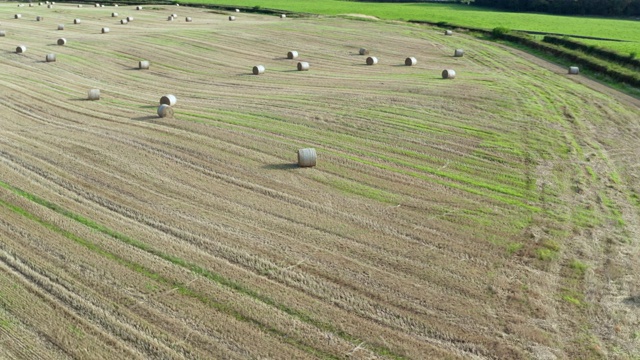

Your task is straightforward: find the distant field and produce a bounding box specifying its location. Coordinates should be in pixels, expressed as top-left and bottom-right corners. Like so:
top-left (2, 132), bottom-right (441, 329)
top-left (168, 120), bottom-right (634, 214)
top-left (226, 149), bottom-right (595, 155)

top-left (196, 0), bottom-right (640, 54)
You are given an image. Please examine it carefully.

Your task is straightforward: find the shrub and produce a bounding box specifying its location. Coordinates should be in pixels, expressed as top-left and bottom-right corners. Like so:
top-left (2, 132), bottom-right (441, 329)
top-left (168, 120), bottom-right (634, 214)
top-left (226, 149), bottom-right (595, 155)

top-left (492, 27), bottom-right (511, 37)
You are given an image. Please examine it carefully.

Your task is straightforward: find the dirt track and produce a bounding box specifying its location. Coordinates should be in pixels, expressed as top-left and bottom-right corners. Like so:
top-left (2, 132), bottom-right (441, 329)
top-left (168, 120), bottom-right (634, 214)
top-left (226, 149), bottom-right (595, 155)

top-left (0, 4), bottom-right (639, 359)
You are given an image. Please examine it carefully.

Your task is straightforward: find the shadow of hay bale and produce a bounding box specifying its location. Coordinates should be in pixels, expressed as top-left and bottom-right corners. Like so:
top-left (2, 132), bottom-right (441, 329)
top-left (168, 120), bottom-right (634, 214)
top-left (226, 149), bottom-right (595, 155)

top-left (262, 163), bottom-right (298, 170)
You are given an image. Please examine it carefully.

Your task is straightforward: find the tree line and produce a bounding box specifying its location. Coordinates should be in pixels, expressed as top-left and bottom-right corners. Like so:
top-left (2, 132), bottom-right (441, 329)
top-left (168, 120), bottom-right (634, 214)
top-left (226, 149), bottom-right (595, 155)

top-left (471, 0), bottom-right (640, 16)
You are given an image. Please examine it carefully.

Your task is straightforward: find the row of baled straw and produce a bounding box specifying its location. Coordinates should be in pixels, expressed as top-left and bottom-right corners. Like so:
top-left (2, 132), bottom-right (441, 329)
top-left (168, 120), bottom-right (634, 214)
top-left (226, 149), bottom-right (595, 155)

top-left (5, 9), bottom-right (455, 169)
top-left (2, 6), bottom-right (577, 169)
top-left (4, 5), bottom-right (316, 168)
top-left (6, 2), bottom-right (153, 65)
top-left (251, 46), bottom-right (463, 79)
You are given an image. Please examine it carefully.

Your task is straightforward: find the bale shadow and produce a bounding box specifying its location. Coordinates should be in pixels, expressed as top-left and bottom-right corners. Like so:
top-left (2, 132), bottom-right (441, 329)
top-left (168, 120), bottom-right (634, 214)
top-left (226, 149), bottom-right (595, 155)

top-left (263, 163), bottom-right (298, 170)
top-left (139, 105), bottom-right (156, 109)
top-left (272, 57), bottom-right (290, 60)
top-left (623, 296), bottom-right (640, 306)
top-left (131, 115), bottom-right (158, 121)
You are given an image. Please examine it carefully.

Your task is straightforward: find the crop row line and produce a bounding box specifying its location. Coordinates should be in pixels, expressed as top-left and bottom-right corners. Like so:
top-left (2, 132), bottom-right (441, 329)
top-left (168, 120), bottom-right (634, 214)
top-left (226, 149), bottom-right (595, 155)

top-left (0, 180), bottom-right (409, 359)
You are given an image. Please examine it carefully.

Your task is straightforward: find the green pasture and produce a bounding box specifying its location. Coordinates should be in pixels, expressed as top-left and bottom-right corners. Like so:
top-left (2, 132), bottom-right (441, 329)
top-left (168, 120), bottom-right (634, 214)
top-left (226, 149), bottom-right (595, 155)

top-left (186, 0), bottom-right (640, 54)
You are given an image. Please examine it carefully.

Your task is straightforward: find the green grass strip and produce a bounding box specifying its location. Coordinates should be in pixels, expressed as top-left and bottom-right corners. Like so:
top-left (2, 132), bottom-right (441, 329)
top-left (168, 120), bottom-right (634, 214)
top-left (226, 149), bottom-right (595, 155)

top-left (180, 111), bottom-right (538, 210)
top-left (0, 180), bottom-right (407, 360)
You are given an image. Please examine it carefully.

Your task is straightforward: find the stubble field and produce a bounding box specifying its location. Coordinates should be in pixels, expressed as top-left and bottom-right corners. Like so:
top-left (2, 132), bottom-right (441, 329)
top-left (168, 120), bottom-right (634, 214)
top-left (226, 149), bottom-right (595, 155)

top-left (0, 3), bottom-right (639, 359)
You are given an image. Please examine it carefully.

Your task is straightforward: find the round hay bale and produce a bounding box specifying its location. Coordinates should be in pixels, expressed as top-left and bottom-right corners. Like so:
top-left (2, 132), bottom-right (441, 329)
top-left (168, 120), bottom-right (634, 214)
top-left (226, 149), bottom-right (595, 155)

top-left (252, 65), bottom-right (265, 75)
top-left (280, 14), bottom-right (286, 18)
top-left (120, 19), bottom-right (127, 24)
top-left (94, 3), bottom-right (99, 7)
top-left (287, 50), bottom-right (298, 59)
top-left (15, 45), bottom-right (26, 54)
top-left (57, 24), bottom-right (64, 30)
top-left (171, 13), bottom-right (177, 18)
top-left (88, 89), bottom-right (100, 100)
top-left (359, 48), bottom-right (369, 55)
top-left (100, 4), bottom-right (104, 7)
top-left (101, 27), bottom-right (109, 33)
top-left (111, 12), bottom-right (118, 17)
top-left (445, 30), bottom-right (453, 35)
top-left (135, 5), bottom-right (142, 10)
top-left (235, 8), bottom-right (240, 12)
top-left (297, 61), bottom-right (309, 71)
top-left (29, 3), bottom-right (33, 7)
top-left (405, 57), bottom-right (417, 66)
top-left (36, 16), bottom-right (43, 21)
top-left (77, 4), bottom-right (82, 7)
top-left (157, 104), bottom-right (174, 118)
top-left (39, 2), bottom-right (43, 5)
top-left (45, 53), bottom-right (56, 62)
top-left (185, 17), bottom-right (192, 22)
top-left (167, 15), bottom-right (174, 21)
top-left (228, 16), bottom-right (236, 21)
top-left (454, 49), bottom-right (464, 57)
top-left (114, 4), bottom-right (118, 7)
top-left (442, 69), bottom-right (456, 79)
top-left (47, 4), bottom-right (52, 8)
top-left (297, 148), bottom-right (317, 167)
top-left (57, 38), bottom-right (66, 45)
top-left (160, 94), bottom-right (177, 106)
top-left (568, 66), bottom-right (579, 74)
top-left (126, 16), bottom-right (133, 21)
top-left (14, 14), bottom-right (22, 19)
top-left (139, 60), bottom-right (149, 69)
top-left (366, 56), bottom-right (378, 65)
top-left (0, 31), bottom-right (6, 37)
top-left (74, 18), bottom-right (81, 24)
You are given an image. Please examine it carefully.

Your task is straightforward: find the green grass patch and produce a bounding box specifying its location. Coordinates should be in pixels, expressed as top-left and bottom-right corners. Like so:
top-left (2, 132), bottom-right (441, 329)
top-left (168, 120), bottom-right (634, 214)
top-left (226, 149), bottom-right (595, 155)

top-left (561, 289), bottom-right (586, 307)
top-left (599, 192), bottom-right (625, 227)
top-left (562, 294), bottom-right (584, 306)
top-left (536, 247), bottom-right (557, 261)
top-left (0, 317), bottom-right (12, 330)
top-left (536, 240), bottom-right (560, 261)
top-left (312, 176), bottom-right (399, 204)
top-left (68, 325), bottom-right (85, 338)
top-left (569, 259), bottom-right (589, 277)
top-left (572, 205), bottom-right (601, 228)
top-left (506, 242), bottom-right (524, 255)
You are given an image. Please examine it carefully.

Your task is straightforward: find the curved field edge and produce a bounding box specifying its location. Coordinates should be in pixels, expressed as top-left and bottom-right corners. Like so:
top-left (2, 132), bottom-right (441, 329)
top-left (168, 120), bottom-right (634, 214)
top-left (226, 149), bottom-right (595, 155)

top-left (182, 0), bottom-right (640, 53)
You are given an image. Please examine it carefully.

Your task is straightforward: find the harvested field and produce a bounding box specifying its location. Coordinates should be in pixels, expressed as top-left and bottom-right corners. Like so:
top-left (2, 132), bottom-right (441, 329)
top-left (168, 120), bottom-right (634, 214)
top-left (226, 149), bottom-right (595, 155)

top-left (0, 3), bottom-right (639, 359)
